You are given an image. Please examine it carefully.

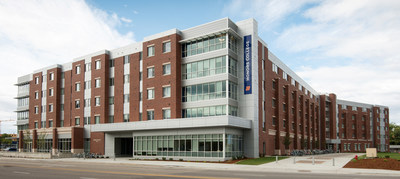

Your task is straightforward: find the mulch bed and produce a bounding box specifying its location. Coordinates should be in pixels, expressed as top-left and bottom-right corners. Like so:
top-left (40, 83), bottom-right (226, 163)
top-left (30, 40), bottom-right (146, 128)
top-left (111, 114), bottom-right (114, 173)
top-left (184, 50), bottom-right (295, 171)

top-left (344, 158), bottom-right (400, 171)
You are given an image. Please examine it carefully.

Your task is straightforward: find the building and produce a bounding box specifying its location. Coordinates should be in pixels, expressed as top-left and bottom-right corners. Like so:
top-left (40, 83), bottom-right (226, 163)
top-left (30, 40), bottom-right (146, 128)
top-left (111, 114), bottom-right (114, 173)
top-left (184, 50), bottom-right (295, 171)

top-left (15, 18), bottom-right (389, 160)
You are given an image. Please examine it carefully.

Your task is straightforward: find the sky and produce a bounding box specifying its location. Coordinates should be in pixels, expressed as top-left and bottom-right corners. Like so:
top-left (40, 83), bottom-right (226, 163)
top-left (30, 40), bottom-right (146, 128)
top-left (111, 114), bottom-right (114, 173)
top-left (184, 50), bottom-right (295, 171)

top-left (0, 0), bottom-right (399, 134)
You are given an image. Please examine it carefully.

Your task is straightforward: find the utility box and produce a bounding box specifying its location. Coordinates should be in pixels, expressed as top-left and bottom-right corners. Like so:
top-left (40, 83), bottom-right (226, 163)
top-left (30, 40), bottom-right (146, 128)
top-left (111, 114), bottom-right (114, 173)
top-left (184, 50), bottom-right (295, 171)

top-left (366, 148), bottom-right (377, 158)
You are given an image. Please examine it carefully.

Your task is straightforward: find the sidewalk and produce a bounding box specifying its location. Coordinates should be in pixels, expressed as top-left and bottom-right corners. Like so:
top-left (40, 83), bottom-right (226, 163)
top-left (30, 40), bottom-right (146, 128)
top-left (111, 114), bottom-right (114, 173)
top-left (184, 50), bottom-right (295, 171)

top-left (4, 153), bottom-right (400, 176)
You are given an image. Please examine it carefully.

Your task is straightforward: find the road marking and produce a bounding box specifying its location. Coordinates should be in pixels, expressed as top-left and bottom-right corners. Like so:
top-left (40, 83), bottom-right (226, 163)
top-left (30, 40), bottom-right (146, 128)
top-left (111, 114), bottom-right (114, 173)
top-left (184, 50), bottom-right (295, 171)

top-left (13, 171), bottom-right (30, 174)
top-left (2, 164), bottom-right (239, 179)
top-left (80, 177), bottom-right (98, 179)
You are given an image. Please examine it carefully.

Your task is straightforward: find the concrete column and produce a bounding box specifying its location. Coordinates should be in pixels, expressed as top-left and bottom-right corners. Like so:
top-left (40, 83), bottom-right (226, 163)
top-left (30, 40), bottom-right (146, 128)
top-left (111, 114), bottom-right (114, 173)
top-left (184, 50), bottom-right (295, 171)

top-left (52, 128), bottom-right (58, 155)
top-left (18, 130), bottom-right (24, 152)
top-left (32, 129), bottom-right (37, 153)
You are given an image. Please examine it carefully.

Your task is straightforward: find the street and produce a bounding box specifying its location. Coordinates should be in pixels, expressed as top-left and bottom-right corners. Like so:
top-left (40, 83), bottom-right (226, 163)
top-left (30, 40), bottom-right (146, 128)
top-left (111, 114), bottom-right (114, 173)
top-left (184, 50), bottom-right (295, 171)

top-left (0, 158), bottom-right (398, 179)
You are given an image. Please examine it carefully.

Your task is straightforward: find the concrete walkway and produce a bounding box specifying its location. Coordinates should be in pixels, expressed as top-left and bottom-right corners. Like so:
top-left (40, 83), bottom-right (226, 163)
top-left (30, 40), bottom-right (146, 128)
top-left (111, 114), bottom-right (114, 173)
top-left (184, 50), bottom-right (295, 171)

top-left (3, 153), bottom-right (400, 176)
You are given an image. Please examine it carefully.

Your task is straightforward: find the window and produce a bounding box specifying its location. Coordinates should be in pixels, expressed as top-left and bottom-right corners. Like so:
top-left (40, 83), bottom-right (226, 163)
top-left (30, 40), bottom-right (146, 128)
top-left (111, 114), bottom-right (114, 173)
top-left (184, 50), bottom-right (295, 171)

top-left (342, 123), bottom-right (344, 128)
top-left (76, 65), bottom-right (81, 74)
top-left (182, 81), bottom-right (228, 102)
top-left (124, 94), bottom-right (129, 103)
top-left (362, 116), bottom-right (365, 121)
top-left (272, 99), bottom-right (276, 107)
top-left (162, 41), bottom-right (171, 53)
top-left (61, 72), bottom-right (65, 79)
top-left (147, 46), bottom-right (155, 57)
top-left (95, 60), bottom-right (101, 69)
top-left (352, 115), bottom-right (355, 120)
top-left (95, 97), bottom-right (100, 106)
top-left (34, 106), bottom-right (39, 114)
top-left (272, 116), bottom-right (277, 126)
top-left (272, 63), bottom-right (278, 74)
top-left (147, 67), bottom-right (155, 78)
top-left (109, 78), bottom-right (114, 86)
top-left (162, 86), bottom-right (171, 98)
top-left (272, 80), bottom-right (277, 89)
top-left (108, 116), bottom-right (114, 123)
top-left (139, 92), bottom-right (142, 101)
top-left (49, 88), bottom-right (54, 97)
top-left (95, 78), bottom-right (101, 88)
top-left (109, 59), bottom-right (114, 67)
top-left (139, 72), bottom-right (143, 81)
top-left (182, 56), bottom-right (228, 79)
top-left (84, 80), bottom-right (91, 90)
top-left (352, 124), bottom-right (355, 129)
top-left (41, 90), bottom-right (46, 97)
top-left (109, 97), bottom-right (114, 105)
top-left (123, 114), bottom-right (129, 122)
top-left (162, 63), bottom-right (171, 75)
top-left (75, 100), bottom-right (80, 109)
top-left (163, 109), bottom-right (171, 119)
top-left (48, 104), bottom-right (53, 112)
top-left (35, 77), bottom-right (39, 84)
top-left (49, 120), bottom-right (53, 127)
top-left (35, 91), bottom-right (39, 99)
top-left (147, 88), bottom-right (155, 99)
top-left (85, 62), bottom-right (91, 72)
top-left (123, 75), bottom-right (129, 84)
top-left (124, 55), bottom-right (130, 64)
top-left (282, 72), bottom-right (288, 80)
top-left (95, 116), bottom-right (100, 124)
top-left (34, 122), bottom-right (38, 129)
top-left (75, 83), bottom-right (81, 92)
top-left (49, 73), bottom-right (54, 81)
top-left (147, 110), bottom-right (154, 120)
top-left (181, 33), bottom-right (226, 57)
top-left (283, 103), bottom-right (287, 112)
top-left (75, 117), bottom-right (80, 126)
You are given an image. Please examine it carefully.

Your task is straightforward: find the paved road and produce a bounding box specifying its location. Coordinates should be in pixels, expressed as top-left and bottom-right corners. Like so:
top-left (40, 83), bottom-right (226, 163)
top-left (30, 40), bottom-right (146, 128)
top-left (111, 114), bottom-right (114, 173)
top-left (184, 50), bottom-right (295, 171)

top-left (0, 158), bottom-right (397, 179)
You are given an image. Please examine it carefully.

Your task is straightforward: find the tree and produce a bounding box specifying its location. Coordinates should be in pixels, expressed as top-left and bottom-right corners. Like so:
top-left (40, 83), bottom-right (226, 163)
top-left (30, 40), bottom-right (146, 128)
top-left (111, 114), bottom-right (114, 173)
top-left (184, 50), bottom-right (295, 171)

top-left (283, 133), bottom-right (292, 149)
top-left (389, 123), bottom-right (400, 145)
top-left (37, 132), bottom-right (48, 152)
top-left (0, 134), bottom-right (12, 147)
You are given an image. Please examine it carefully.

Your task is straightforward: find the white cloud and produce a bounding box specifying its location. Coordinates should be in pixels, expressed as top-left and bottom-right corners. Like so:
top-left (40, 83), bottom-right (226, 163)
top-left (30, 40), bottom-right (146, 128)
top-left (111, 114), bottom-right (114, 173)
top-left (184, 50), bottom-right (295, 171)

top-left (0, 0), bottom-right (135, 133)
top-left (225, 0), bottom-right (400, 124)
top-left (133, 10), bottom-right (139, 15)
top-left (223, 0), bottom-right (317, 29)
top-left (120, 17), bottom-right (132, 23)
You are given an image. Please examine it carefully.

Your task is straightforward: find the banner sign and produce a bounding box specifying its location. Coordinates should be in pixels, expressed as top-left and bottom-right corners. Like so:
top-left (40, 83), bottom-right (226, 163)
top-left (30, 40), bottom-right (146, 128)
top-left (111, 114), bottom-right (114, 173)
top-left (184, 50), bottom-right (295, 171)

top-left (244, 35), bottom-right (252, 94)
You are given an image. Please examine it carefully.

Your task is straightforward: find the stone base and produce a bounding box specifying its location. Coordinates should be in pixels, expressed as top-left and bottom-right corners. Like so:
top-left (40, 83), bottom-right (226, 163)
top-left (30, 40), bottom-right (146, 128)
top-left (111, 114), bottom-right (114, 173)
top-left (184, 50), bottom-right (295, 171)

top-left (71, 149), bottom-right (84, 154)
top-left (52, 149), bottom-right (58, 155)
top-left (285, 149), bottom-right (290, 155)
top-left (274, 150), bottom-right (281, 155)
top-left (32, 149), bottom-right (37, 153)
top-left (18, 148), bottom-right (23, 152)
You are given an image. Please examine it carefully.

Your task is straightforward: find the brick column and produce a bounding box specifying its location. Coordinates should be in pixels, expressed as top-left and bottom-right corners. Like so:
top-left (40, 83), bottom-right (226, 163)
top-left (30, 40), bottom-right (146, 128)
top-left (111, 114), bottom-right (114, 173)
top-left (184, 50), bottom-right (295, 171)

top-left (18, 130), bottom-right (24, 152)
top-left (32, 129), bottom-right (37, 153)
top-left (52, 128), bottom-right (58, 155)
top-left (71, 127), bottom-right (84, 153)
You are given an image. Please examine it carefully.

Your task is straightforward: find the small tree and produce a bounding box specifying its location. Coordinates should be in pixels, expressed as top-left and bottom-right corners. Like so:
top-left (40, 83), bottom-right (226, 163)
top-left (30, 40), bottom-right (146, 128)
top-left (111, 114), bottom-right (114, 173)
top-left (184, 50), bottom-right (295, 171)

top-left (283, 133), bottom-right (292, 149)
top-left (37, 132), bottom-right (48, 152)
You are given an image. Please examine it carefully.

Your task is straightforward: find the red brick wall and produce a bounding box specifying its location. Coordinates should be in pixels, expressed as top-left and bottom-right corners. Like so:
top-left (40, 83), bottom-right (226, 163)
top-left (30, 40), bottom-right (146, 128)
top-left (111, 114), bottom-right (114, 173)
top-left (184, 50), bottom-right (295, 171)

top-left (129, 52), bottom-right (141, 121)
top-left (113, 56), bottom-right (124, 123)
top-left (90, 132), bottom-right (105, 155)
top-left (71, 60), bottom-right (85, 126)
top-left (63, 70), bottom-right (72, 127)
top-left (72, 127), bottom-right (84, 149)
top-left (142, 34), bottom-right (181, 120)
top-left (46, 67), bottom-right (61, 127)
top-left (29, 72), bottom-right (42, 129)
top-left (91, 54), bottom-right (110, 124)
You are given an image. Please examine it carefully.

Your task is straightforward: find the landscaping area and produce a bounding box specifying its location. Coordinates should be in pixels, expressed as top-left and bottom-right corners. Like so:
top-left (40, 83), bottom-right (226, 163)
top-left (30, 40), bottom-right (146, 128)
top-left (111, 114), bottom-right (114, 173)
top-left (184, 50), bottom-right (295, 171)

top-left (344, 152), bottom-right (400, 171)
top-left (236, 156), bottom-right (288, 165)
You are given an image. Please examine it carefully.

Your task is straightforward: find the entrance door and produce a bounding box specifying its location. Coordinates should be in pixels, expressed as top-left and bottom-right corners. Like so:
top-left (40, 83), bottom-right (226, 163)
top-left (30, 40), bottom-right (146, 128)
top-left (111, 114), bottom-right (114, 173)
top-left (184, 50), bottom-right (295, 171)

top-left (115, 138), bottom-right (133, 157)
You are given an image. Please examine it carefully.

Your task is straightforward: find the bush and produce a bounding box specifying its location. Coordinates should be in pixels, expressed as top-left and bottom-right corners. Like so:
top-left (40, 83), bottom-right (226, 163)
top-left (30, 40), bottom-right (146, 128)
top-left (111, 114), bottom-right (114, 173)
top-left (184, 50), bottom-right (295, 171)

top-left (169, 158), bottom-right (173, 161)
top-left (179, 159), bottom-right (183, 161)
top-left (162, 157), bottom-right (166, 160)
top-left (155, 158), bottom-right (159, 160)
top-left (385, 155), bottom-right (390, 158)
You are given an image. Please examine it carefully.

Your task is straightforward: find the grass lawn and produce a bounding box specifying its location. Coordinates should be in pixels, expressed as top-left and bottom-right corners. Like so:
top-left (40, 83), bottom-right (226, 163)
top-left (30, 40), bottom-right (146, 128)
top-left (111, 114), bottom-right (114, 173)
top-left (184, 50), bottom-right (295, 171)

top-left (377, 152), bottom-right (400, 160)
top-left (236, 156), bottom-right (288, 165)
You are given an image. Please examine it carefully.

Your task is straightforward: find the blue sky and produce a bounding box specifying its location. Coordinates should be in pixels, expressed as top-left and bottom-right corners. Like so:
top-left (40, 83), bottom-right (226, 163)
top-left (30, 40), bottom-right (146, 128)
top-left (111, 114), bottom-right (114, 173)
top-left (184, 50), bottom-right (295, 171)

top-left (0, 0), bottom-right (399, 133)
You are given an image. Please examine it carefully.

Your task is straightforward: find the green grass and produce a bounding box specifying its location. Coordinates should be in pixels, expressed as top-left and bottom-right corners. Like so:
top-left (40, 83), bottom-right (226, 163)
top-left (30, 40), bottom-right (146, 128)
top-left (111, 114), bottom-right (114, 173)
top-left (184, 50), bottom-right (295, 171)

top-left (236, 156), bottom-right (288, 165)
top-left (377, 152), bottom-right (400, 160)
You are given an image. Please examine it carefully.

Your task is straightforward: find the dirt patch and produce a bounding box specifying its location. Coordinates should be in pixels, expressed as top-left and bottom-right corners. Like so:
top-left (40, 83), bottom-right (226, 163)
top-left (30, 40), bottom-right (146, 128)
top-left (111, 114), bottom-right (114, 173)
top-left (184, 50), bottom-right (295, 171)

top-left (344, 158), bottom-right (400, 171)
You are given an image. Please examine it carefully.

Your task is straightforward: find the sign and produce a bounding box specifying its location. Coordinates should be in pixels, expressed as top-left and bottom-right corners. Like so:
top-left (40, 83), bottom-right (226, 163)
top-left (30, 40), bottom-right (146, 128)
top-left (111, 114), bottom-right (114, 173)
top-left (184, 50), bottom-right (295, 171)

top-left (244, 35), bottom-right (252, 94)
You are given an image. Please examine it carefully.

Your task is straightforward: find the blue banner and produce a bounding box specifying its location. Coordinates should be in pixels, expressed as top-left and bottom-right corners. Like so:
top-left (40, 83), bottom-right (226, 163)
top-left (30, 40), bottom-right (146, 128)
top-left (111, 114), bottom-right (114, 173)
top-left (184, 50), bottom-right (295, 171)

top-left (244, 35), bottom-right (252, 94)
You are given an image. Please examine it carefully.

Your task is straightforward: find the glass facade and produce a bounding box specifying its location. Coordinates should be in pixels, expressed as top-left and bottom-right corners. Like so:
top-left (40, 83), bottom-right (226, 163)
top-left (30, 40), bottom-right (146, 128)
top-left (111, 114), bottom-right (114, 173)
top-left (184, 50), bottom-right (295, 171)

top-left (182, 105), bottom-right (232, 118)
top-left (58, 138), bottom-right (71, 153)
top-left (37, 139), bottom-right (52, 153)
top-left (182, 33), bottom-right (226, 57)
top-left (182, 81), bottom-right (226, 102)
top-left (182, 56), bottom-right (238, 80)
top-left (134, 134), bottom-right (243, 158)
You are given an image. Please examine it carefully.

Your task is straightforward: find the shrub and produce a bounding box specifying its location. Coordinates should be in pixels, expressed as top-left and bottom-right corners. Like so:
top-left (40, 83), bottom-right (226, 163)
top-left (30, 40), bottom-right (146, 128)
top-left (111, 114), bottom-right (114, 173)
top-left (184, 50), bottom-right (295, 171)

top-left (155, 158), bottom-right (159, 160)
top-left (385, 155), bottom-right (390, 159)
top-left (162, 157), bottom-right (166, 160)
top-left (179, 158), bottom-right (183, 161)
top-left (169, 158), bottom-right (173, 161)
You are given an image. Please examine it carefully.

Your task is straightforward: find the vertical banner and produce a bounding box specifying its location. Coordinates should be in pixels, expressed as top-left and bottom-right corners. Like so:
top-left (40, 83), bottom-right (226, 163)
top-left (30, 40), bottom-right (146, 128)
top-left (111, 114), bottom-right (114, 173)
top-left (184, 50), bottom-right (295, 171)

top-left (244, 35), bottom-right (252, 94)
